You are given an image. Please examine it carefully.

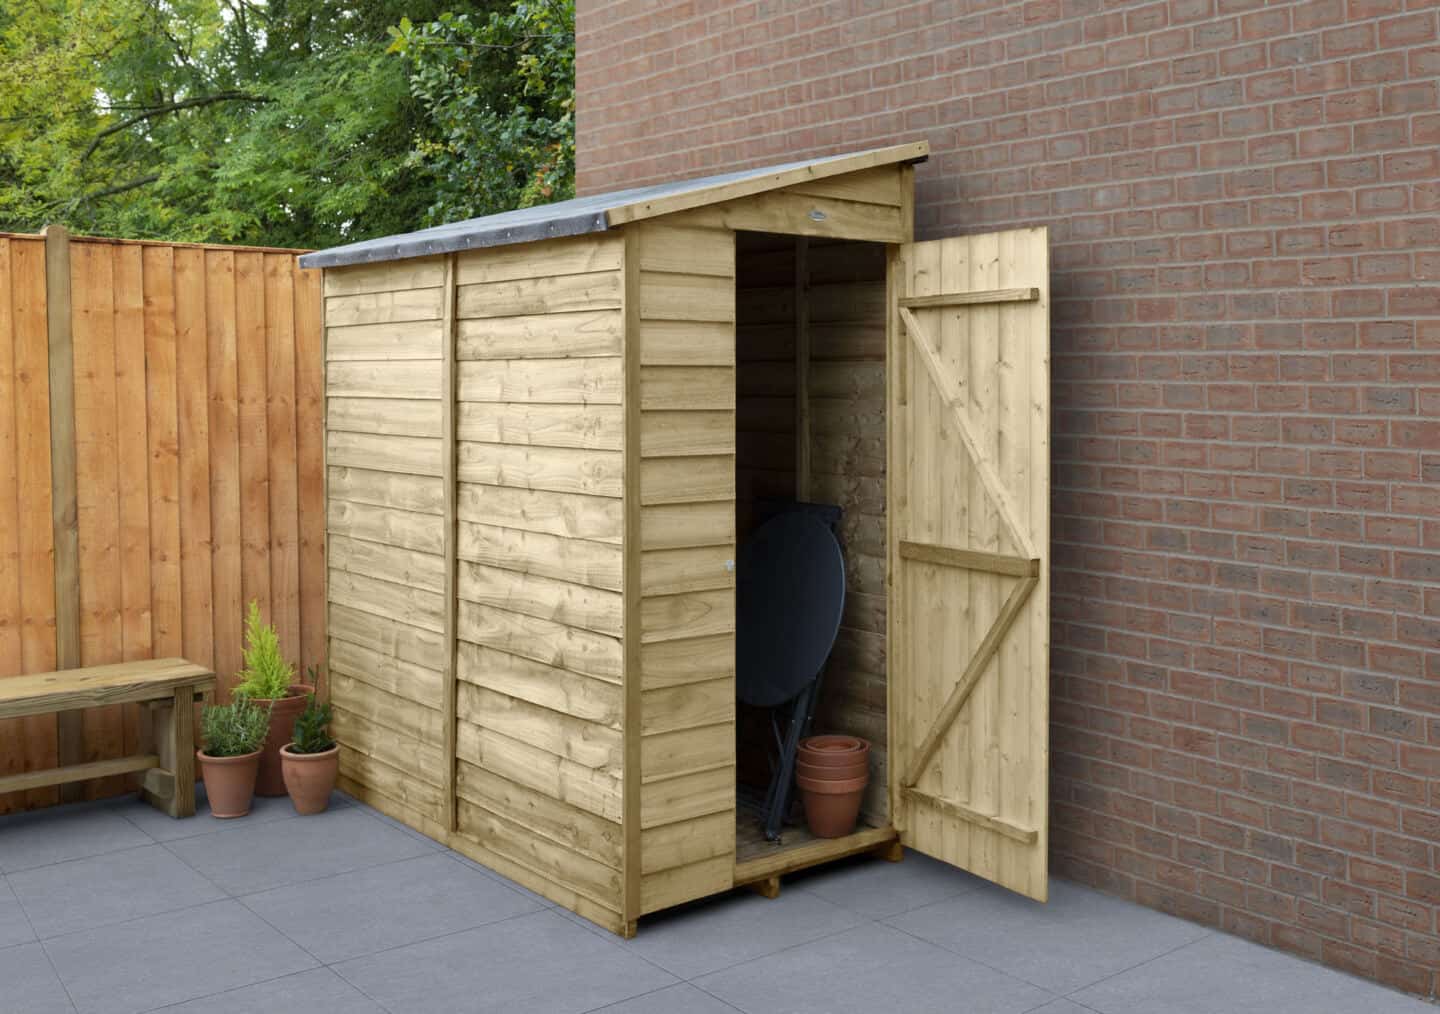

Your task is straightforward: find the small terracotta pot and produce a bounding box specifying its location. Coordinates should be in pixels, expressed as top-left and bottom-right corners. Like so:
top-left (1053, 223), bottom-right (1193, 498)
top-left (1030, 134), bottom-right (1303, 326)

top-left (799, 735), bottom-right (870, 767)
top-left (196, 748), bottom-right (261, 818)
top-left (280, 743), bottom-right (339, 815)
top-left (796, 770), bottom-right (869, 838)
top-left (797, 757), bottom-right (868, 782)
top-left (249, 684), bottom-right (315, 797)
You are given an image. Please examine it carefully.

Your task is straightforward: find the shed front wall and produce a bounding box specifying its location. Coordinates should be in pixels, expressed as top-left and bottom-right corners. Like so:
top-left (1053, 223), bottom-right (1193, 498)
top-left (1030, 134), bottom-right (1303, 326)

top-left (633, 218), bottom-right (739, 914)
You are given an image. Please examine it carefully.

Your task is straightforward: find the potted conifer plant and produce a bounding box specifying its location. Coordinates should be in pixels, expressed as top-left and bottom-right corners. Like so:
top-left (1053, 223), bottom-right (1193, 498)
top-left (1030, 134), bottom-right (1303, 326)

top-left (233, 600), bottom-right (314, 797)
top-left (197, 698), bottom-right (270, 818)
top-left (280, 680), bottom-right (338, 815)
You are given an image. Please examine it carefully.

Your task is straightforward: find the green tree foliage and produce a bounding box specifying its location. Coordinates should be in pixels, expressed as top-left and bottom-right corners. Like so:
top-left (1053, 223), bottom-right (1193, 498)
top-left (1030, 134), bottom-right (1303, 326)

top-left (388, 0), bottom-right (574, 225)
top-left (0, 0), bottom-right (574, 247)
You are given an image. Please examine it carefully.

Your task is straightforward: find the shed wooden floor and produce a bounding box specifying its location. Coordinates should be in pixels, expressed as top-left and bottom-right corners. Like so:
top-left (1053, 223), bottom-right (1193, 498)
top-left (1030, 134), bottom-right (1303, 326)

top-left (733, 794), bottom-right (896, 887)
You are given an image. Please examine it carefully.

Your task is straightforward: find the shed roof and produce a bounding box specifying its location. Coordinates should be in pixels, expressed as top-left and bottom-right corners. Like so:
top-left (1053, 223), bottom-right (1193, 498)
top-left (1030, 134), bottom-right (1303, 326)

top-left (299, 141), bottom-right (928, 269)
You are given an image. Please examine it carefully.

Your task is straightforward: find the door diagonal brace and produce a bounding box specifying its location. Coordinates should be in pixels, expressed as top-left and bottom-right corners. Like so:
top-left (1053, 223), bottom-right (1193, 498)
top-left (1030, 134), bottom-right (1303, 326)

top-left (899, 305), bottom-right (1036, 560)
top-left (901, 572), bottom-right (1038, 789)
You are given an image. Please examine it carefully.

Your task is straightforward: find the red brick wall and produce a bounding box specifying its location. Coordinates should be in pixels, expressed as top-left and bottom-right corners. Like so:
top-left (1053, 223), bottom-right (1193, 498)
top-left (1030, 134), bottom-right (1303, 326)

top-left (577, 0), bottom-right (1440, 998)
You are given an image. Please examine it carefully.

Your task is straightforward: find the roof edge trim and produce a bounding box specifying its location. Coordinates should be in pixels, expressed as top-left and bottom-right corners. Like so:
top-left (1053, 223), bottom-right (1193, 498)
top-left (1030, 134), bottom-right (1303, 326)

top-left (299, 210), bottom-right (610, 269)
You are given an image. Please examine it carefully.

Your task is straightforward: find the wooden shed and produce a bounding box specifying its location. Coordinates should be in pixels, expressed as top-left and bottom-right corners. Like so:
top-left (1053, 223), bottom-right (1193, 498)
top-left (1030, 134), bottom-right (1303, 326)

top-left (299, 140), bottom-right (1052, 936)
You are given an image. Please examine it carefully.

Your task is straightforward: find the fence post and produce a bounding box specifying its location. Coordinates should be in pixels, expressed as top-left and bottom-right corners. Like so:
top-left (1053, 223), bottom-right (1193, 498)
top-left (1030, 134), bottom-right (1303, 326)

top-left (42, 224), bottom-right (84, 799)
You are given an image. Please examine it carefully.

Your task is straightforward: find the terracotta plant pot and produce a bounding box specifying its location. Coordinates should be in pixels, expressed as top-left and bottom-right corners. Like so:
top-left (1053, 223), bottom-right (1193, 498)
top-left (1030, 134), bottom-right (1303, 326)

top-left (796, 770), bottom-right (869, 838)
top-left (280, 743), bottom-right (339, 815)
top-left (797, 757), bottom-right (869, 782)
top-left (799, 734), bottom-right (870, 765)
top-left (249, 683), bottom-right (315, 797)
top-left (196, 748), bottom-right (262, 818)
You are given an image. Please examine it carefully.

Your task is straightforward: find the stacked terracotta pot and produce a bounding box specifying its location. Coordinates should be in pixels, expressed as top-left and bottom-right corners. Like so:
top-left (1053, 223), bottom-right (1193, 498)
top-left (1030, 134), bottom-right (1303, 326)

top-left (796, 735), bottom-right (870, 838)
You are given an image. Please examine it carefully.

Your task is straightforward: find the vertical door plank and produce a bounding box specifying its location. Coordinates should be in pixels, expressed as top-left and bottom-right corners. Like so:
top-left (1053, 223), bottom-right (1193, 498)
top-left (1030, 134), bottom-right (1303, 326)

top-left (175, 249), bottom-right (214, 672)
top-left (207, 250), bottom-right (243, 692)
top-left (235, 252), bottom-right (271, 627)
top-left (143, 246), bottom-right (182, 658)
top-left (264, 254), bottom-right (301, 665)
top-left (294, 265), bottom-right (326, 677)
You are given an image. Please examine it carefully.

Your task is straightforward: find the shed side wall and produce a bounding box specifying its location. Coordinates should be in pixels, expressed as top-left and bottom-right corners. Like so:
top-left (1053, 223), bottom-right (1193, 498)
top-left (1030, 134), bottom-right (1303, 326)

top-left (450, 234), bottom-right (628, 929)
top-left (325, 256), bottom-right (449, 837)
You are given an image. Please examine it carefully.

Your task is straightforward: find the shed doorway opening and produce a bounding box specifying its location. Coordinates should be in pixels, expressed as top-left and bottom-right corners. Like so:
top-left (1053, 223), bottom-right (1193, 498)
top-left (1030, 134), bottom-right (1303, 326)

top-left (732, 232), bottom-right (894, 877)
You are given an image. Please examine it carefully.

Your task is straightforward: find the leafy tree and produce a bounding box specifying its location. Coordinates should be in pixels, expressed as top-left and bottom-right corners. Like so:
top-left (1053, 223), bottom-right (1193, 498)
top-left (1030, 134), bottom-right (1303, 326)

top-left (388, 0), bottom-right (574, 225)
top-left (0, 0), bottom-right (572, 248)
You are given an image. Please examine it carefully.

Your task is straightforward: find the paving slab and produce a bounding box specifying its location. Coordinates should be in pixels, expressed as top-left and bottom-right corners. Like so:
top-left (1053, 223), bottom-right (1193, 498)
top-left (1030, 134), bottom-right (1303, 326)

top-left (0, 941), bottom-right (74, 1014)
top-left (620, 887), bottom-right (864, 979)
top-left (333, 908), bottom-right (675, 1014)
top-left (1071, 932), bottom-right (1437, 1014)
top-left (165, 807), bottom-right (431, 895)
top-left (587, 982), bottom-right (743, 1013)
top-left (790, 848), bottom-right (983, 918)
top-left (0, 878), bottom-right (37, 948)
top-left (695, 921), bottom-right (1055, 1014)
top-left (110, 788), bottom-right (348, 843)
top-left (145, 967), bottom-right (386, 1014)
top-left (0, 803), bottom-right (151, 874)
top-left (42, 899), bottom-right (315, 1014)
top-left (241, 851), bottom-right (542, 962)
top-left (887, 878), bottom-right (1212, 993)
top-left (8, 844), bottom-right (222, 939)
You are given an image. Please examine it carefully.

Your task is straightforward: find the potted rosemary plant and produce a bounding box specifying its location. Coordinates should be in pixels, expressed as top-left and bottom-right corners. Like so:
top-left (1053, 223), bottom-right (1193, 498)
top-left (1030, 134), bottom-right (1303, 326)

top-left (197, 698), bottom-right (270, 818)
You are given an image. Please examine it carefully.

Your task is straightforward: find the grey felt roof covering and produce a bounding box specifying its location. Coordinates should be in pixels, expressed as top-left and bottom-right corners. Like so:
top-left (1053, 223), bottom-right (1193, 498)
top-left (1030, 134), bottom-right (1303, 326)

top-left (299, 142), bottom-right (928, 269)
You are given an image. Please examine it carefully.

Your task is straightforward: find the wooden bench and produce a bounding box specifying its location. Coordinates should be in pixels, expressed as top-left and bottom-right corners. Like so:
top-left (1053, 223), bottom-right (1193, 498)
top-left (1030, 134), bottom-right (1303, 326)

top-left (0, 658), bottom-right (215, 818)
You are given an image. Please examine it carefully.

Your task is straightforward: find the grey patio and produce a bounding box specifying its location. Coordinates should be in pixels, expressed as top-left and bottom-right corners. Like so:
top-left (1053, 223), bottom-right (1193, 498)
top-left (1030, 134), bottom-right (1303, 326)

top-left (0, 793), bottom-right (1431, 1014)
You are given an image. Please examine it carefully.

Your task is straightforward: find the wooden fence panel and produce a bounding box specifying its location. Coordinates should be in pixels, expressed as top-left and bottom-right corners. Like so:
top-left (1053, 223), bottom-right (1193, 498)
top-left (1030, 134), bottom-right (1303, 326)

top-left (0, 232), bottom-right (324, 812)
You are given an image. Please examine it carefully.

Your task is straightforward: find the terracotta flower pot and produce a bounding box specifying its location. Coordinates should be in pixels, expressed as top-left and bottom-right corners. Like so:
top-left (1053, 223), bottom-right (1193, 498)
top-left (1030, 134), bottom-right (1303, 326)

top-left (797, 757), bottom-right (869, 782)
top-left (249, 683), bottom-right (315, 797)
top-left (796, 770), bottom-right (869, 838)
top-left (799, 735), bottom-right (870, 768)
top-left (280, 743), bottom-right (339, 815)
top-left (196, 748), bottom-right (261, 818)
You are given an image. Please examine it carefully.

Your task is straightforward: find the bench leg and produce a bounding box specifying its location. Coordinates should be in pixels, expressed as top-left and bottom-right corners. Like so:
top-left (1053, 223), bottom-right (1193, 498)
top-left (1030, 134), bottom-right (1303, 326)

top-left (142, 687), bottom-right (197, 818)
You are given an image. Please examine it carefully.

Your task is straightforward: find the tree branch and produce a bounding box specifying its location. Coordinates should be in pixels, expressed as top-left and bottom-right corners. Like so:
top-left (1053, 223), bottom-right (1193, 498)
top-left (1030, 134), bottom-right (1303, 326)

top-left (74, 174), bottom-right (161, 205)
top-left (81, 91), bottom-right (268, 162)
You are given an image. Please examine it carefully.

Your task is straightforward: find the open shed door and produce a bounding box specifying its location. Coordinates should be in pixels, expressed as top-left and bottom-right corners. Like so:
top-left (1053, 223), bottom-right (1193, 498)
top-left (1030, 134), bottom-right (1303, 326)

top-left (888, 228), bottom-right (1050, 901)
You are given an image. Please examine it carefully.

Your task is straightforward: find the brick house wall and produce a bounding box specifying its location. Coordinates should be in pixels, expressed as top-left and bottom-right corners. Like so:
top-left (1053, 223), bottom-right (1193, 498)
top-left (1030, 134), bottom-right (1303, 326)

top-left (575, 0), bottom-right (1440, 998)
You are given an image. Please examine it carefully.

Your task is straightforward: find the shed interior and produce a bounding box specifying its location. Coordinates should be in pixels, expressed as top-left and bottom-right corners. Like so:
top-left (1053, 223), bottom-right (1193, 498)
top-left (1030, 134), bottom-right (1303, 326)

top-left (732, 232), bottom-right (893, 871)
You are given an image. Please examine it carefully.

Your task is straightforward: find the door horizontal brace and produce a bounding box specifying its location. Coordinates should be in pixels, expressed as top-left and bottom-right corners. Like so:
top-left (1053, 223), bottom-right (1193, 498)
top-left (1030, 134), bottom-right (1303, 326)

top-left (903, 788), bottom-right (1038, 844)
top-left (898, 287), bottom-right (1039, 309)
top-left (899, 541), bottom-right (1039, 577)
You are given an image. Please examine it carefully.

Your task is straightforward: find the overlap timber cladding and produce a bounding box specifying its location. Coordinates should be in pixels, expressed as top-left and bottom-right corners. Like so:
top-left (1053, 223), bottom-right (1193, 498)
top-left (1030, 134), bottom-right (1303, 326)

top-left (324, 257), bottom-right (450, 834)
top-left (451, 236), bottom-right (628, 926)
top-left (577, 0), bottom-right (1440, 997)
top-left (0, 235), bottom-right (323, 813)
top-left (632, 220), bottom-right (738, 914)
